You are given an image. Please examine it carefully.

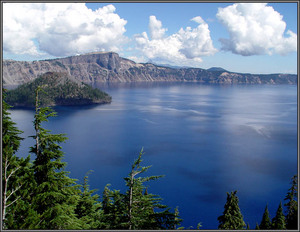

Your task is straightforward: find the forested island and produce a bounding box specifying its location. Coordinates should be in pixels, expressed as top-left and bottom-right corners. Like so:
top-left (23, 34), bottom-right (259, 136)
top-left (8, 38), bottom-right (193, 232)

top-left (2, 86), bottom-right (298, 230)
top-left (5, 72), bottom-right (112, 107)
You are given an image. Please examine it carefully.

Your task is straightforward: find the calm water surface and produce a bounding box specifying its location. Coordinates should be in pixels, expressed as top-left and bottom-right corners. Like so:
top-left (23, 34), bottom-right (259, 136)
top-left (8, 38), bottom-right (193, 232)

top-left (10, 83), bottom-right (297, 229)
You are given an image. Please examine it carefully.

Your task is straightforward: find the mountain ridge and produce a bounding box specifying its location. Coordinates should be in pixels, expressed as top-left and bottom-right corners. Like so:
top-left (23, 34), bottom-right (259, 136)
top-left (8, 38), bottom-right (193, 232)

top-left (3, 52), bottom-right (297, 86)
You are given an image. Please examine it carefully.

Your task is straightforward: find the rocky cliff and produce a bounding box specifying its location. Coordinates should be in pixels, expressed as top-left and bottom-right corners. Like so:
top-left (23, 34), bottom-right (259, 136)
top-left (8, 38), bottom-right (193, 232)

top-left (3, 52), bottom-right (297, 86)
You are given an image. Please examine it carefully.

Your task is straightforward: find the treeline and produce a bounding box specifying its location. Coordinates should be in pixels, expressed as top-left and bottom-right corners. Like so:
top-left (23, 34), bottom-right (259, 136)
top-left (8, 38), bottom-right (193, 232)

top-left (2, 87), bottom-right (298, 230)
top-left (5, 72), bottom-right (112, 107)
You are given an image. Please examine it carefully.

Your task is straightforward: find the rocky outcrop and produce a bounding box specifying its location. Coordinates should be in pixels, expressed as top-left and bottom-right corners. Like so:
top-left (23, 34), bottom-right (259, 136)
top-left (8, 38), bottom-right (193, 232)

top-left (3, 52), bottom-right (297, 86)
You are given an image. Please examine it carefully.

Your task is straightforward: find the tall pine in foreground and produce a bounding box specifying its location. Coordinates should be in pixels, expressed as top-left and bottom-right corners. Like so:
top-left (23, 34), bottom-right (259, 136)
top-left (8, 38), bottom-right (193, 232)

top-left (284, 174), bottom-right (298, 229)
top-left (271, 201), bottom-right (286, 229)
top-left (218, 190), bottom-right (246, 230)
top-left (2, 90), bottom-right (36, 229)
top-left (259, 204), bottom-right (271, 229)
top-left (30, 86), bottom-right (81, 229)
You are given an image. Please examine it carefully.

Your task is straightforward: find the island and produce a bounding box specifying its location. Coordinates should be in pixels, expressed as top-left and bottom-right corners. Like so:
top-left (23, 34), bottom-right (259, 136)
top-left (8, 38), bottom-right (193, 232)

top-left (4, 72), bottom-right (112, 107)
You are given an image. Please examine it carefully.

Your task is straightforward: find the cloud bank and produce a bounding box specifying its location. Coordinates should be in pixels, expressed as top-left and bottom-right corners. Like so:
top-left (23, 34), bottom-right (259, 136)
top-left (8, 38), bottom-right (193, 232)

top-left (216, 3), bottom-right (297, 56)
top-left (3, 3), bottom-right (127, 57)
top-left (134, 15), bottom-right (217, 66)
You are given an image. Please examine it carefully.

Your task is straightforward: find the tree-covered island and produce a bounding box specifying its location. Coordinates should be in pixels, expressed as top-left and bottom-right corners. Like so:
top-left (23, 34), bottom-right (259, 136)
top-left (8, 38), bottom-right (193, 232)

top-left (5, 72), bottom-right (112, 107)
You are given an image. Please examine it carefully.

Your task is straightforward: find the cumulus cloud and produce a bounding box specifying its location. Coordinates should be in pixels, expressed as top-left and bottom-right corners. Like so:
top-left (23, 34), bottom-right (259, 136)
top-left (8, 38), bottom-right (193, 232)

top-left (3, 3), bottom-right (127, 57)
top-left (217, 3), bottom-right (297, 56)
top-left (134, 15), bottom-right (217, 66)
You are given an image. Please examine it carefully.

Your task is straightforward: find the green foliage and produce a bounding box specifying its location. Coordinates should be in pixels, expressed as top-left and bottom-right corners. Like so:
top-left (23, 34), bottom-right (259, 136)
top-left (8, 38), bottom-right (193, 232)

top-left (5, 72), bottom-right (111, 107)
top-left (2, 90), bottom-right (36, 229)
top-left (100, 149), bottom-right (182, 230)
top-left (259, 204), bottom-right (271, 229)
top-left (255, 222), bottom-right (260, 230)
top-left (29, 86), bottom-right (82, 229)
top-left (218, 190), bottom-right (246, 230)
top-left (271, 201), bottom-right (286, 229)
top-left (284, 174), bottom-right (298, 229)
top-left (100, 184), bottom-right (128, 229)
top-left (75, 171), bottom-right (102, 229)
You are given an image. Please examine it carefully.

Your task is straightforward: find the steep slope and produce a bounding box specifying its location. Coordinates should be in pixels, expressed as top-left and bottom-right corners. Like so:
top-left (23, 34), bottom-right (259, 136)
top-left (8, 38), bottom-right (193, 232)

top-left (3, 52), bottom-right (297, 86)
top-left (5, 72), bottom-right (112, 107)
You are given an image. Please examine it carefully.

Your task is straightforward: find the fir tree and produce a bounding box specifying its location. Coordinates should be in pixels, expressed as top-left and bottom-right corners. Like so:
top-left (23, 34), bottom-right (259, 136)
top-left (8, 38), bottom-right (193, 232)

top-left (30, 86), bottom-right (81, 229)
top-left (284, 174), bottom-right (298, 229)
top-left (246, 222), bottom-right (250, 229)
top-left (75, 171), bottom-right (102, 229)
top-left (255, 223), bottom-right (260, 230)
top-left (2, 91), bottom-right (37, 229)
top-left (271, 201), bottom-right (286, 229)
top-left (100, 184), bottom-right (128, 229)
top-left (259, 204), bottom-right (271, 229)
top-left (124, 148), bottom-right (182, 230)
top-left (218, 190), bottom-right (246, 230)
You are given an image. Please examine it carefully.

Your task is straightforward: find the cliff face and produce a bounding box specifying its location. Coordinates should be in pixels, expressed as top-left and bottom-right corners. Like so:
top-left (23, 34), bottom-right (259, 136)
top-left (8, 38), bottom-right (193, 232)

top-left (3, 52), bottom-right (297, 86)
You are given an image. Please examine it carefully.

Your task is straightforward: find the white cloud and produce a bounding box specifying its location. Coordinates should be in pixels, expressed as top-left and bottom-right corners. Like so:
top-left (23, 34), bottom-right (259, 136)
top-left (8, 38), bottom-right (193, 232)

top-left (217, 3), bottom-right (297, 56)
top-left (149, 15), bottom-right (167, 40)
top-left (134, 15), bottom-right (217, 66)
top-left (3, 3), bottom-right (127, 57)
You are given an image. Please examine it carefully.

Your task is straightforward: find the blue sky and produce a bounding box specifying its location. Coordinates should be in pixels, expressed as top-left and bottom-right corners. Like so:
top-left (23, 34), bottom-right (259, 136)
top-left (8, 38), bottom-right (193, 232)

top-left (3, 2), bottom-right (298, 74)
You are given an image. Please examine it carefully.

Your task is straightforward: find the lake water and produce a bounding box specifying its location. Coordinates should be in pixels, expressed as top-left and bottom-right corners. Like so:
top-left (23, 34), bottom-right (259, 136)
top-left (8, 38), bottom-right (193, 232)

top-left (9, 82), bottom-right (297, 229)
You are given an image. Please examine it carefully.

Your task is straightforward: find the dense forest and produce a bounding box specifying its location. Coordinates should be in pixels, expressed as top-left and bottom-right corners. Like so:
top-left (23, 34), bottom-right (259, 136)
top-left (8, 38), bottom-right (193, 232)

top-left (2, 86), bottom-right (298, 230)
top-left (5, 72), bottom-right (112, 107)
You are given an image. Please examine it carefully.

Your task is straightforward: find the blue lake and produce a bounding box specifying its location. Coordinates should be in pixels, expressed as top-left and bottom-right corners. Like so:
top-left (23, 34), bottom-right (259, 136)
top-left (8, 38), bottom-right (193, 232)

top-left (9, 82), bottom-right (297, 229)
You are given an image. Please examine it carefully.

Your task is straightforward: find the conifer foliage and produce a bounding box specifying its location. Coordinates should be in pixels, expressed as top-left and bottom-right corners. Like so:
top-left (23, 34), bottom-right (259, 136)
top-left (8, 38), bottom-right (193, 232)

top-left (271, 201), bottom-right (286, 229)
top-left (218, 190), bottom-right (246, 229)
top-left (259, 205), bottom-right (271, 229)
top-left (29, 86), bottom-right (81, 229)
top-left (2, 91), bottom-right (33, 229)
top-left (284, 174), bottom-right (298, 229)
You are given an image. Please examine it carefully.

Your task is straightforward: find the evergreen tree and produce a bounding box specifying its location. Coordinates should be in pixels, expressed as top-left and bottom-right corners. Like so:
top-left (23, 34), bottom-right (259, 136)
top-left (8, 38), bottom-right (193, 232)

top-left (75, 171), bottom-right (102, 229)
top-left (218, 190), bottom-right (246, 229)
top-left (100, 184), bottom-right (128, 229)
top-left (255, 223), bottom-right (260, 230)
top-left (259, 204), bottom-right (271, 229)
top-left (2, 91), bottom-right (37, 229)
top-left (124, 148), bottom-right (182, 229)
top-left (284, 174), bottom-right (298, 229)
top-left (30, 86), bottom-right (81, 229)
top-left (271, 201), bottom-right (286, 229)
top-left (246, 222), bottom-right (250, 229)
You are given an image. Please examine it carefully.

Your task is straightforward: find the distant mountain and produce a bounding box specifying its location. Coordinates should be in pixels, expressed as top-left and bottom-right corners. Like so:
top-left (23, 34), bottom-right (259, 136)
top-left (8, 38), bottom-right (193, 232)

top-left (207, 67), bottom-right (228, 72)
top-left (3, 52), bottom-right (297, 86)
top-left (5, 72), bottom-right (112, 107)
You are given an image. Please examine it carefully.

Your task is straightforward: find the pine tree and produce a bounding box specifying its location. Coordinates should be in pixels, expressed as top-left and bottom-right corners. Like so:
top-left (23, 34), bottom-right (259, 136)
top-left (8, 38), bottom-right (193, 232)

top-left (246, 222), bottom-right (250, 229)
top-left (2, 91), bottom-right (37, 229)
top-left (75, 171), bottom-right (102, 229)
top-left (124, 148), bottom-right (182, 230)
top-left (255, 222), bottom-right (260, 230)
top-left (30, 86), bottom-right (81, 229)
top-left (259, 204), bottom-right (271, 229)
top-left (284, 174), bottom-right (298, 229)
top-left (218, 190), bottom-right (246, 229)
top-left (100, 184), bottom-right (128, 229)
top-left (271, 201), bottom-right (286, 229)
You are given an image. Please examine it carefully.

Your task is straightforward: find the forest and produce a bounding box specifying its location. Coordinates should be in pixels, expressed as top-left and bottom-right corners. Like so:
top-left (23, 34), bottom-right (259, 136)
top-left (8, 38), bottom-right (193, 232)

top-left (2, 86), bottom-right (298, 230)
